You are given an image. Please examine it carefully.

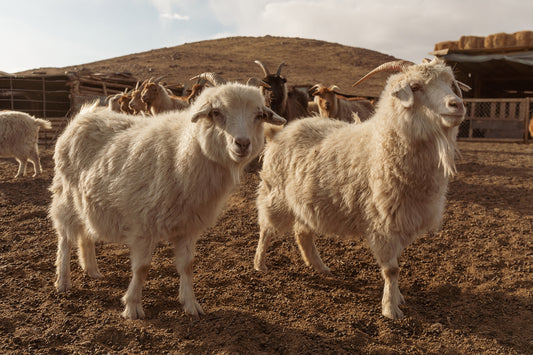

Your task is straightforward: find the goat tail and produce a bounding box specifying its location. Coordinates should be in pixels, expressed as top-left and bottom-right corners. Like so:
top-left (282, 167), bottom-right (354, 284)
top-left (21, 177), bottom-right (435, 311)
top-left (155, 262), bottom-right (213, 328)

top-left (35, 118), bottom-right (52, 130)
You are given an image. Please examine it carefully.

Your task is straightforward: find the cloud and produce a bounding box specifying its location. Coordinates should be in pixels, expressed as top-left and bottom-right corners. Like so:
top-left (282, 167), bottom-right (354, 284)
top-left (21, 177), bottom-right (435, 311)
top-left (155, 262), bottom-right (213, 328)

top-left (151, 0), bottom-right (197, 22)
top-left (207, 0), bottom-right (533, 62)
top-left (160, 12), bottom-right (190, 20)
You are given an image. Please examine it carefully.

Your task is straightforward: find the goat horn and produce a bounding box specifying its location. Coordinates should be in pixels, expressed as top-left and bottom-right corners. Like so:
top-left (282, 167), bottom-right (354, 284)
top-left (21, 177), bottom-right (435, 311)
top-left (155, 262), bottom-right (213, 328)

top-left (189, 75), bottom-right (208, 86)
top-left (246, 77), bottom-right (271, 89)
top-left (140, 78), bottom-right (150, 87)
top-left (276, 62), bottom-right (286, 76)
top-left (254, 60), bottom-right (270, 77)
top-left (308, 84), bottom-right (322, 95)
top-left (352, 60), bottom-right (415, 87)
top-left (154, 75), bottom-right (168, 83)
top-left (190, 72), bottom-right (226, 86)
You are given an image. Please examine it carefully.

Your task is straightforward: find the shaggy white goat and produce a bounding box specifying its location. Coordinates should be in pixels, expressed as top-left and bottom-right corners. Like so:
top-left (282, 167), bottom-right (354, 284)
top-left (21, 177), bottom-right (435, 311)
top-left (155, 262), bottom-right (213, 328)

top-left (0, 110), bottom-right (51, 178)
top-left (254, 58), bottom-right (469, 319)
top-left (50, 83), bottom-right (286, 319)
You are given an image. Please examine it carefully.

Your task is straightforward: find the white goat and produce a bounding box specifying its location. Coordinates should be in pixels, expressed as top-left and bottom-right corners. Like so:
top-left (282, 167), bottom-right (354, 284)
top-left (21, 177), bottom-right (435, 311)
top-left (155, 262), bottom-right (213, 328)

top-left (50, 83), bottom-right (285, 319)
top-left (254, 58), bottom-right (469, 319)
top-left (0, 110), bottom-right (51, 178)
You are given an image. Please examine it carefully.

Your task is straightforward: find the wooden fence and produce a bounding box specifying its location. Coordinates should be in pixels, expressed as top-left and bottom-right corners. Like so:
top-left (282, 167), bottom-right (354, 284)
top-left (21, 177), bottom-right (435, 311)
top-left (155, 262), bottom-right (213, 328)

top-left (1, 71), bottom-right (139, 149)
top-left (459, 98), bottom-right (532, 142)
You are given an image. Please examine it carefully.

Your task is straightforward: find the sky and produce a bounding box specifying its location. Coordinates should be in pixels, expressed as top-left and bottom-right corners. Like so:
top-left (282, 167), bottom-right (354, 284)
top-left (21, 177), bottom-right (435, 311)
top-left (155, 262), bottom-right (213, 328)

top-left (1, 0), bottom-right (532, 73)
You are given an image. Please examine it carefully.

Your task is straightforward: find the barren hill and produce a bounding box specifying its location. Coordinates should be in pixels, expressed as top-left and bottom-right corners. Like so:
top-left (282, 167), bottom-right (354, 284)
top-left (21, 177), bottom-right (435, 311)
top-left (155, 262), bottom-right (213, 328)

top-left (18, 36), bottom-right (398, 97)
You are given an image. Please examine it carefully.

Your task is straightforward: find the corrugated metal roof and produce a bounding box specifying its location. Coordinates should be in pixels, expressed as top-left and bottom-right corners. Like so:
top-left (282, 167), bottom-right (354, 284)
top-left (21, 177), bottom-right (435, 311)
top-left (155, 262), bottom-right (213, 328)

top-left (433, 49), bottom-right (533, 98)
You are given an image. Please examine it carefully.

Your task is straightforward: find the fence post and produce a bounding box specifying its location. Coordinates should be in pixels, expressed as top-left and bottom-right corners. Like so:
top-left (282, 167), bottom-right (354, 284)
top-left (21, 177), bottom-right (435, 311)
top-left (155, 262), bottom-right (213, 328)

top-left (525, 98), bottom-right (531, 143)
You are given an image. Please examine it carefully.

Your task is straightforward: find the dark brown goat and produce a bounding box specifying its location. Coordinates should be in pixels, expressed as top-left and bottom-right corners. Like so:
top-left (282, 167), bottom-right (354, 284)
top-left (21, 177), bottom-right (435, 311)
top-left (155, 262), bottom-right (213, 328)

top-left (253, 60), bottom-right (308, 122)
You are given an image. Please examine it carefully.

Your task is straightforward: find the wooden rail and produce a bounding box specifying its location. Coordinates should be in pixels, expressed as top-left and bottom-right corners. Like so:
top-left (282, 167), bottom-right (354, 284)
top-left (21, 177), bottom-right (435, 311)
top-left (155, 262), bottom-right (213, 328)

top-left (459, 98), bottom-right (531, 143)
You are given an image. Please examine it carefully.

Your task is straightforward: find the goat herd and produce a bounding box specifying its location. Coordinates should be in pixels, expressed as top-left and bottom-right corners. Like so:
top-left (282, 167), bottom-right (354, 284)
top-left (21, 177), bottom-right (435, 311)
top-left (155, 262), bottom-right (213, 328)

top-left (0, 58), bottom-right (470, 321)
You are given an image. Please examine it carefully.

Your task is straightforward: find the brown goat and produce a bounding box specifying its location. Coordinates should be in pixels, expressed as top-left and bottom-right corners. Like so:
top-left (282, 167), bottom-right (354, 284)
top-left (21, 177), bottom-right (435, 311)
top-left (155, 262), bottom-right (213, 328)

top-left (141, 82), bottom-right (189, 115)
top-left (309, 84), bottom-right (374, 123)
top-left (128, 89), bottom-right (148, 114)
top-left (117, 92), bottom-right (135, 115)
top-left (186, 83), bottom-right (206, 104)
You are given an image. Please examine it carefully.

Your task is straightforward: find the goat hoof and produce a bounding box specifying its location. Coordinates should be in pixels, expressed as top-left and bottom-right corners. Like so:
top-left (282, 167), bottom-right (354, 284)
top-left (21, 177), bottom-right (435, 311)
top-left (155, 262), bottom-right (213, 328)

top-left (122, 304), bottom-right (145, 320)
top-left (382, 305), bottom-right (404, 320)
top-left (183, 301), bottom-right (205, 317)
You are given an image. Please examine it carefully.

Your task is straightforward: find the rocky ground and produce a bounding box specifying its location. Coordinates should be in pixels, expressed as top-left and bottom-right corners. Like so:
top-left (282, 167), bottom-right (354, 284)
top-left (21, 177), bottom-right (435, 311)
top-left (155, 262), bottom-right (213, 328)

top-left (0, 141), bottom-right (532, 354)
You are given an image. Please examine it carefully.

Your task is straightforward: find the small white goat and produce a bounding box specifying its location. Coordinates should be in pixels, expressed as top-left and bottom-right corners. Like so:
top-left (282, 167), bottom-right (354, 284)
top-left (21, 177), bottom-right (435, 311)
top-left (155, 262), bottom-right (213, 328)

top-left (50, 83), bottom-right (285, 319)
top-left (106, 92), bottom-right (123, 113)
top-left (0, 110), bottom-right (51, 178)
top-left (254, 58), bottom-right (469, 319)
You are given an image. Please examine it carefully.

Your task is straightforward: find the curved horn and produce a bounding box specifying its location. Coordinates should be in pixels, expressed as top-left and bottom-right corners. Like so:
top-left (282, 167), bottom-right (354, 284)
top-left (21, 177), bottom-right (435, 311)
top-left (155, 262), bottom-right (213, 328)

top-left (246, 77), bottom-right (271, 89)
top-left (276, 62), bottom-right (286, 76)
top-left (308, 84), bottom-right (322, 95)
top-left (140, 78), bottom-right (150, 88)
top-left (254, 60), bottom-right (270, 77)
top-left (154, 75), bottom-right (168, 83)
top-left (352, 60), bottom-right (415, 87)
top-left (189, 75), bottom-right (208, 86)
top-left (190, 72), bottom-right (226, 86)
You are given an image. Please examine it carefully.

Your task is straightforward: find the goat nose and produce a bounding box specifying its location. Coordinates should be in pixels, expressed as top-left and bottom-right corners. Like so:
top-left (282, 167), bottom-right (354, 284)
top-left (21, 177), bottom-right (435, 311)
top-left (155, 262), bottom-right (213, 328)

top-left (235, 138), bottom-right (250, 152)
top-left (447, 98), bottom-right (463, 110)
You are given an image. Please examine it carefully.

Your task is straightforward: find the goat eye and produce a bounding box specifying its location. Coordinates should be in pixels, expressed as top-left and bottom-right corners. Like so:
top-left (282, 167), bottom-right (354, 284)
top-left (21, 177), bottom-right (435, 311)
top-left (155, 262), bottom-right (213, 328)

top-left (255, 112), bottom-right (265, 121)
top-left (410, 83), bottom-right (421, 92)
top-left (210, 109), bottom-right (225, 123)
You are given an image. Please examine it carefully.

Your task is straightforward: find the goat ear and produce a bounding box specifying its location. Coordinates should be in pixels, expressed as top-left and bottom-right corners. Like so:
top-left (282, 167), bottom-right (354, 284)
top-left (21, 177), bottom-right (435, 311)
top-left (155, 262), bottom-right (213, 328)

top-left (262, 107), bottom-right (286, 126)
top-left (393, 85), bottom-right (414, 108)
top-left (457, 81), bottom-right (472, 92)
top-left (191, 103), bottom-right (212, 122)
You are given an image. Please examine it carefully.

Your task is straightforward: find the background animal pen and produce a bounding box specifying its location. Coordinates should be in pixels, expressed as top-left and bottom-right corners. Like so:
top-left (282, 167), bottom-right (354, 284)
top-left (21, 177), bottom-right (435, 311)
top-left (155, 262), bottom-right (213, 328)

top-left (0, 72), bottom-right (139, 148)
top-left (0, 72), bottom-right (532, 145)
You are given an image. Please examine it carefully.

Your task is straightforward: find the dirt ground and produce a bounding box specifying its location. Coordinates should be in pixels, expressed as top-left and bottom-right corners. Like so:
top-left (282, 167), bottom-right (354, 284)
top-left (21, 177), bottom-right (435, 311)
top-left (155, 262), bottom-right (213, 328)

top-left (0, 141), bottom-right (531, 354)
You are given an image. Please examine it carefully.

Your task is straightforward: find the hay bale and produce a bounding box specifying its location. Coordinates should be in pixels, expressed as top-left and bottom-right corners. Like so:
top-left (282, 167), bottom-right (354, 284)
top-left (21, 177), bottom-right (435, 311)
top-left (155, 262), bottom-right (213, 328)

top-left (459, 36), bottom-right (485, 50)
top-left (494, 32), bottom-right (515, 47)
top-left (514, 31), bottom-right (533, 47)
top-left (484, 34), bottom-right (495, 48)
top-left (485, 32), bottom-right (516, 48)
top-left (434, 40), bottom-right (459, 51)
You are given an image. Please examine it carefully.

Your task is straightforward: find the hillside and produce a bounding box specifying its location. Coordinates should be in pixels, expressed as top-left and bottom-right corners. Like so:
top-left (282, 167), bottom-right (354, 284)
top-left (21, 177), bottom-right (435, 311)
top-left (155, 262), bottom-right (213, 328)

top-left (17, 36), bottom-right (398, 97)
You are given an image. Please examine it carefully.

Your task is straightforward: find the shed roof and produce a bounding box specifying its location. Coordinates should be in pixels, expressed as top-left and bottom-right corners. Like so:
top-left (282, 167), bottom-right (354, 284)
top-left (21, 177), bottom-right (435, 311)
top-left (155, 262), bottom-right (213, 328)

top-left (431, 47), bottom-right (533, 97)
